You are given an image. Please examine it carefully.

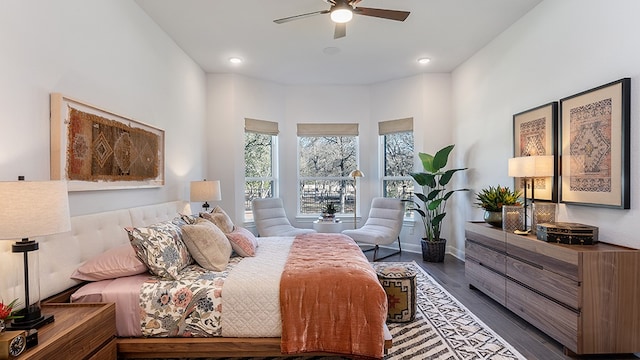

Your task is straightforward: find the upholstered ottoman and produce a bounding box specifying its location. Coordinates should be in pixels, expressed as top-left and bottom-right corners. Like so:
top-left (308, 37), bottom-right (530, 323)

top-left (374, 264), bottom-right (417, 323)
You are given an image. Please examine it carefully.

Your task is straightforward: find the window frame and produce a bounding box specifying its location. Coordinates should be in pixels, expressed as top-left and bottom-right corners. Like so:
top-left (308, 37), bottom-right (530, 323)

top-left (243, 119), bottom-right (279, 222)
top-left (296, 123), bottom-right (360, 217)
top-left (379, 118), bottom-right (414, 219)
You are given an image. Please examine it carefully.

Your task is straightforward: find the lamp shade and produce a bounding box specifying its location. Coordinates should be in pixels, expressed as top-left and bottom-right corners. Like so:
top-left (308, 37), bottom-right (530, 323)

top-left (349, 169), bottom-right (364, 178)
top-left (190, 180), bottom-right (221, 202)
top-left (508, 155), bottom-right (554, 178)
top-left (0, 180), bottom-right (71, 240)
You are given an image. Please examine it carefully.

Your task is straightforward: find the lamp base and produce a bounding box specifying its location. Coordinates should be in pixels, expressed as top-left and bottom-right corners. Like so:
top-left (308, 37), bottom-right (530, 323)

top-left (6, 314), bottom-right (54, 330)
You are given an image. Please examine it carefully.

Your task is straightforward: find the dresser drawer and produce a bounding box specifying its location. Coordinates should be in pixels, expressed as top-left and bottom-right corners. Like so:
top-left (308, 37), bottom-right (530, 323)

top-left (506, 256), bottom-right (579, 310)
top-left (466, 240), bottom-right (506, 274)
top-left (506, 233), bottom-right (579, 281)
top-left (465, 227), bottom-right (505, 252)
top-left (506, 279), bottom-right (579, 352)
top-left (466, 259), bottom-right (506, 305)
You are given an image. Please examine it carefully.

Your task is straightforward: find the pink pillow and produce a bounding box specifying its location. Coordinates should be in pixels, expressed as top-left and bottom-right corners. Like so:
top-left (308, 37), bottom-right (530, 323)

top-left (71, 244), bottom-right (147, 281)
top-left (226, 227), bottom-right (259, 257)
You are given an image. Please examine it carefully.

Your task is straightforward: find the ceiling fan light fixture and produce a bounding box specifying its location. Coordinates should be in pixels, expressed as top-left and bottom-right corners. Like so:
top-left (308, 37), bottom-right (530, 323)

top-left (331, 8), bottom-right (353, 23)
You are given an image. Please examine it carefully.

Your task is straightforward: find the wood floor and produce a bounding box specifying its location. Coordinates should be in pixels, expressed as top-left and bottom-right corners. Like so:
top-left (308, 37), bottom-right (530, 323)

top-left (370, 249), bottom-right (640, 360)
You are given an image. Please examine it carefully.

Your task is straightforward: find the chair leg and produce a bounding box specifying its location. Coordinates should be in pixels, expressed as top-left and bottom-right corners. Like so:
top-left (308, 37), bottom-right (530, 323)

top-left (370, 236), bottom-right (402, 262)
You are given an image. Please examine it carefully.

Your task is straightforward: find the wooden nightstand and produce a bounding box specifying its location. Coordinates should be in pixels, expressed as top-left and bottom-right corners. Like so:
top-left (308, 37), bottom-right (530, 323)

top-left (18, 303), bottom-right (116, 360)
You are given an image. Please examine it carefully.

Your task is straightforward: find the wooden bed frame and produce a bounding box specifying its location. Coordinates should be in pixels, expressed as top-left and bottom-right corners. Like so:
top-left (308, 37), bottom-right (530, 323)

top-left (27, 201), bottom-right (391, 359)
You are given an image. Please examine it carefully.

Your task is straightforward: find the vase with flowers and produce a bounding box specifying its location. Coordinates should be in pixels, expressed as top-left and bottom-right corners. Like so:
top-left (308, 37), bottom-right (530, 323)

top-left (0, 299), bottom-right (22, 332)
top-left (474, 185), bottom-right (522, 228)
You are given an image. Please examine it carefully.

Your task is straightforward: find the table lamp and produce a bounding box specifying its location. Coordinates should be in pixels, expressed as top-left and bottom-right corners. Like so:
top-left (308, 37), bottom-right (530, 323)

top-left (190, 179), bottom-right (221, 212)
top-left (349, 169), bottom-right (364, 229)
top-left (508, 155), bottom-right (554, 232)
top-left (0, 177), bottom-right (71, 329)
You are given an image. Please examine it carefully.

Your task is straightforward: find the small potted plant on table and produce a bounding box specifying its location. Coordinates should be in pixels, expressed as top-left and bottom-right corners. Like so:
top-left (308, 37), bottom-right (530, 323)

top-left (474, 185), bottom-right (522, 228)
top-left (321, 202), bottom-right (338, 221)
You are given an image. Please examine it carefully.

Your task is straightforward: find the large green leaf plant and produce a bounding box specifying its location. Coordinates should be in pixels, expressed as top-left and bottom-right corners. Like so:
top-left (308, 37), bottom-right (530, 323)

top-left (407, 145), bottom-right (468, 242)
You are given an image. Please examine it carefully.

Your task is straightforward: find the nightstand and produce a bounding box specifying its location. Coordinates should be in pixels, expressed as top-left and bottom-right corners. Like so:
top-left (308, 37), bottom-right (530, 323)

top-left (18, 303), bottom-right (116, 360)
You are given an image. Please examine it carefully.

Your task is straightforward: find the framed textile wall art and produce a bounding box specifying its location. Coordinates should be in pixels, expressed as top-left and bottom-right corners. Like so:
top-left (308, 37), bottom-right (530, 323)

top-left (513, 102), bottom-right (558, 202)
top-left (50, 93), bottom-right (165, 191)
top-left (559, 78), bottom-right (630, 209)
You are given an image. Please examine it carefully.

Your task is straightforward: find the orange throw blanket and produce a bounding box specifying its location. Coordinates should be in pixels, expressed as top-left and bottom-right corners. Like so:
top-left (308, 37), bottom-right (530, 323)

top-left (280, 233), bottom-right (387, 359)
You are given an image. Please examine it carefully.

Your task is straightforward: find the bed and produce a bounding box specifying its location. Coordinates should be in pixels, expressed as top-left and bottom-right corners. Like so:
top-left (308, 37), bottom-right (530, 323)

top-left (11, 201), bottom-right (390, 359)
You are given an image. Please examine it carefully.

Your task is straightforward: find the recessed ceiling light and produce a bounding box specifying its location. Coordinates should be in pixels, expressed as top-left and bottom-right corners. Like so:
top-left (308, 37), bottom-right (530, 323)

top-left (323, 47), bottom-right (341, 55)
top-left (417, 58), bottom-right (431, 65)
top-left (229, 57), bottom-right (243, 64)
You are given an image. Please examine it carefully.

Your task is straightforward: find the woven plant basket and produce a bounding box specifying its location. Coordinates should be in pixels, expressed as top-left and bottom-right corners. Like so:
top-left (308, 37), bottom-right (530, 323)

top-left (421, 238), bottom-right (446, 262)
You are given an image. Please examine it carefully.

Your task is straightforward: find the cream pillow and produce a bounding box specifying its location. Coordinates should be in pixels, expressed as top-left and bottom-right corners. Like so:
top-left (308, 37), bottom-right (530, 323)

top-left (181, 219), bottom-right (232, 271)
top-left (200, 206), bottom-right (234, 233)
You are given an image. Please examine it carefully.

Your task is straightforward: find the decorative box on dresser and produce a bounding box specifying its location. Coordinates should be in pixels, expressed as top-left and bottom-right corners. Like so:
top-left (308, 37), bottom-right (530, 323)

top-left (18, 303), bottom-right (116, 360)
top-left (465, 221), bottom-right (640, 356)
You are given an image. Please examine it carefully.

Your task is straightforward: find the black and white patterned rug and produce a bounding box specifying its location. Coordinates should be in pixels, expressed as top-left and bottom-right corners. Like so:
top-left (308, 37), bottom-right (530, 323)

top-left (157, 261), bottom-right (526, 360)
top-left (379, 261), bottom-right (525, 359)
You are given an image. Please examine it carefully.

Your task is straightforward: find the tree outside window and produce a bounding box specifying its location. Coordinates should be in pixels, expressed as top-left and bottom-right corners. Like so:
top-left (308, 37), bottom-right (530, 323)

top-left (381, 128), bottom-right (414, 218)
top-left (298, 136), bottom-right (357, 215)
top-left (244, 130), bottom-right (276, 221)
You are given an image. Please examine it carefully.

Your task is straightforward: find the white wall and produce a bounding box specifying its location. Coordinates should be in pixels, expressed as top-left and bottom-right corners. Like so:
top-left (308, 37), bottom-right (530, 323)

top-left (453, 0), bottom-right (640, 250)
top-left (0, 0), bottom-right (206, 301)
top-left (371, 74), bottom-right (454, 254)
top-left (206, 73), bottom-right (454, 254)
top-left (206, 74), bottom-right (285, 222)
top-left (0, 0), bottom-right (207, 216)
top-left (283, 84), bottom-right (372, 228)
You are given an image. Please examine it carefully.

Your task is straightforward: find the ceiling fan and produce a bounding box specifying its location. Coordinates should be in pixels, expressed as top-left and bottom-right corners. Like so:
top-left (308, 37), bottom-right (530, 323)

top-left (273, 0), bottom-right (410, 39)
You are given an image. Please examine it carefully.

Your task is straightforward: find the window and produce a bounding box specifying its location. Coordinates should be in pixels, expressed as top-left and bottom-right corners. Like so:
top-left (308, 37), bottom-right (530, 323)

top-left (380, 118), bottom-right (414, 217)
top-left (244, 118), bottom-right (278, 221)
top-left (297, 123), bottom-right (359, 215)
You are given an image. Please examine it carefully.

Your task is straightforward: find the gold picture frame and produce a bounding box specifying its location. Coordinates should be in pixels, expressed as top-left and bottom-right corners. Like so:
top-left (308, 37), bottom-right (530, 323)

top-left (50, 93), bottom-right (165, 191)
top-left (559, 78), bottom-right (630, 208)
top-left (513, 102), bottom-right (558, 202)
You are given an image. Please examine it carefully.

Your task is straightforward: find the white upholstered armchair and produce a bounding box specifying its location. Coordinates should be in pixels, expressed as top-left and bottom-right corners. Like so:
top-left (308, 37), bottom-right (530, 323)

top-left (342, 197), bottom-right (404, 261)
top-left (251, 197), bottom-right (316, 237)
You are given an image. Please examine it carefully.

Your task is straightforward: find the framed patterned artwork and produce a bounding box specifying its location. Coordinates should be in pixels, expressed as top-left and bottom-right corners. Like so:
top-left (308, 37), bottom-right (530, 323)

top-left (50, 93), bottom-right (165, 191)
top-left (513, 102), bottom-right (558, 202)
top-left (559, 78), bottom-right (630, 208)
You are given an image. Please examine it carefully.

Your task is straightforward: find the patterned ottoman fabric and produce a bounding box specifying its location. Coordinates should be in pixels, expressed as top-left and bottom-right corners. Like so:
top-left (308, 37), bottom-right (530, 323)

top-left (374, 263), bottom-right (417, 323)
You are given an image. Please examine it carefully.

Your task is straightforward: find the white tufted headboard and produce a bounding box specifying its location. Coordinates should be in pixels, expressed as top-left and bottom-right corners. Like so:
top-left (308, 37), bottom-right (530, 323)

top-left (0, 201), bottom-right (191, 302)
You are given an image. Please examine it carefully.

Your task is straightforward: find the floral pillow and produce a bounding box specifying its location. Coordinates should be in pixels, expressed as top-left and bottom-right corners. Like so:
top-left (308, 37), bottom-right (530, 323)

top-left (126, 220), bottom-right (193, 280)
top-left (200, 206), bottom-right (234, 233)
top-left (226, 227), bottom-right (259, 257)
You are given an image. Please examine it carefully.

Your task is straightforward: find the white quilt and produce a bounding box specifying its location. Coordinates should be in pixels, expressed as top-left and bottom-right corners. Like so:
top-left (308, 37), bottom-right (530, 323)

top-left (221, 236), bottom-right (293, 337)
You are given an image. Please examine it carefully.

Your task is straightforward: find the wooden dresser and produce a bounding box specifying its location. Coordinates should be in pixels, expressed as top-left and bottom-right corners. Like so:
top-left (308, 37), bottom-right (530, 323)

top-left (465, 221), bottom-right (640, 355)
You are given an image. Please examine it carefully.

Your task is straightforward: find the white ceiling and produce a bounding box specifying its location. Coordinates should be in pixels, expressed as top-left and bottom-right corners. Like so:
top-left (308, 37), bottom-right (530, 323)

top-left (134, 0), bottom-right (542, 86)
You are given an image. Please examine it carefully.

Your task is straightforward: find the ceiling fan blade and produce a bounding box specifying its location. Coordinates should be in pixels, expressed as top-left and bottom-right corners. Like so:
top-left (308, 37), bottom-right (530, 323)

top-left (274, 10), bottom-right (329, 24)
top-left (334, 23), bottom-right (346, 39)
top-left (354, 7), bottom-right (410, 21)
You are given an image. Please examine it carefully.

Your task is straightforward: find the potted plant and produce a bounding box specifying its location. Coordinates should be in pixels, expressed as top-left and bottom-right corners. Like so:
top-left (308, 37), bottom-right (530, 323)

top-left (406, 145), bottom-right (468, 262)
top-left (474, 185), bottom-right (522, 227)
top-left (321, 202), bottom-right (338, 221)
